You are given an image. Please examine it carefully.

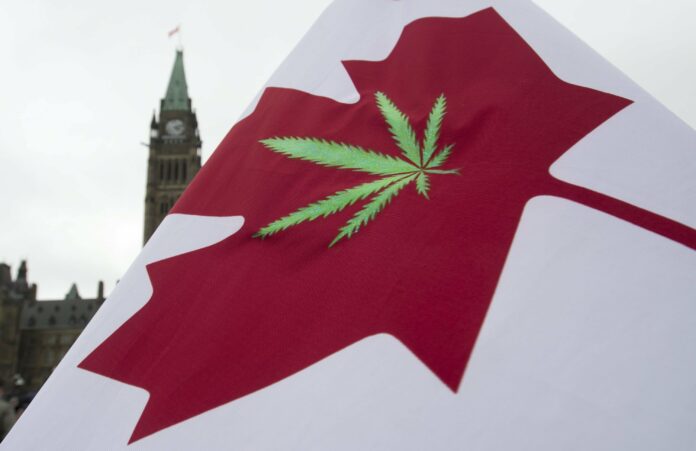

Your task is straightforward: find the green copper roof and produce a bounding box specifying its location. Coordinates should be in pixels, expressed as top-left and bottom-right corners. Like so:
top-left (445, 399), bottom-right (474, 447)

top-left (65, 283), bottom-right (81, 301)
top-left (162, 50), bottom-right (190, 111)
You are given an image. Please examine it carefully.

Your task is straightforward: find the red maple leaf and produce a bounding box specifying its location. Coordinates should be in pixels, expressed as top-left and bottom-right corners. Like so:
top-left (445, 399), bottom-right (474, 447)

top-left (79, 8), bottom-right (696, 443)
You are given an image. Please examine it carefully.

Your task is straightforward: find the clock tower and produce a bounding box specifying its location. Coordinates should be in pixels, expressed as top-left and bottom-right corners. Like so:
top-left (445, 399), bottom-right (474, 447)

top-left (143, 50), bottom-right (202, 244)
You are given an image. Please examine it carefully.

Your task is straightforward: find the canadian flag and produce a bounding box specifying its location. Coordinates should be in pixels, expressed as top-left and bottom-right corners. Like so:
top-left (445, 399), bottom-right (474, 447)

top-left (6, 1), bottom-right (696, 449)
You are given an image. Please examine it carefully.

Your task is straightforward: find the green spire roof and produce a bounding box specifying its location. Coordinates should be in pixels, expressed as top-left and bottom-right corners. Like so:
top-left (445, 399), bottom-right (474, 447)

top-left (162, 50), bottom-right (190, 111)
top-left (65, 283), bottom-right (81, 301)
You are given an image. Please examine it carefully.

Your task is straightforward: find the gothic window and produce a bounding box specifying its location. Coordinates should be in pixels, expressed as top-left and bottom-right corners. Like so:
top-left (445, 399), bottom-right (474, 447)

top-left (48, 316), bottom-right (56, 326)
top-left (69, 315), bottom-right (76, 325)
top-left (167, 160), bottom-right (172, 181)
top-left (28, 317), bottom-right (36, 327)
top-left (183, 161), bottom-right (188, 181)
top-left (159, 161), bottom-right (164, 181)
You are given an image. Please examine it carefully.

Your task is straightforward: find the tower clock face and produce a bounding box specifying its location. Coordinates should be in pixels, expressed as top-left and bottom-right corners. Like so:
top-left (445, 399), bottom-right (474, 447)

top-left (165, 119), bottom-right (186, 136)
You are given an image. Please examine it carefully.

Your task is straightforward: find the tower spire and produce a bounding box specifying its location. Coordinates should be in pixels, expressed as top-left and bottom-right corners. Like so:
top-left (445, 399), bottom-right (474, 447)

top-left (161, 50), bottom-right (190, 112)
top-left (143, 49), bottom-right (202, 244)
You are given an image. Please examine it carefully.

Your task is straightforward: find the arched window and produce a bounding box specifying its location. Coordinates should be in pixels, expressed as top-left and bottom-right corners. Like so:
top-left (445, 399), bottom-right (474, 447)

top-left (174, 160), bottom-right (179, 181)
top-left (167, 160), bottom-right (172, 181)
top-left (159, 161), bottom-right (164, 181)
top-left (182, 161), bottom-right (188, 181)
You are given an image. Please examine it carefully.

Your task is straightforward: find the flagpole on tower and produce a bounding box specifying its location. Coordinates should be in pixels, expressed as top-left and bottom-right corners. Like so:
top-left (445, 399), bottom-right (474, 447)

top-left (168, 24), bottom-right (182, 50)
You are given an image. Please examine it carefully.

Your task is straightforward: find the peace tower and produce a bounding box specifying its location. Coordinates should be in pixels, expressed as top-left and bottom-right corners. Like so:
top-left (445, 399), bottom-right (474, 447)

top-left (143, 50), bottom-right (202, 243)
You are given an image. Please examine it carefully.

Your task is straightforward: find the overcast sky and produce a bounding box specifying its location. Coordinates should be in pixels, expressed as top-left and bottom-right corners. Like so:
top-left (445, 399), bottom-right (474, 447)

top-left (1, 0), bottom-right (695, 299)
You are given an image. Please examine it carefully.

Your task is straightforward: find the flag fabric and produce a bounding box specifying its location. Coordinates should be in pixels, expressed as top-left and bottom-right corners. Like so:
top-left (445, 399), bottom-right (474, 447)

top-left (6, 1), bottom-right (696, 449)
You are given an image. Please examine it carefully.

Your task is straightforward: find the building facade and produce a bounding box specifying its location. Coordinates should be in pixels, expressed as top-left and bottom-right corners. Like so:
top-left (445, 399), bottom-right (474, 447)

top-left (18, 282), bottom-right (105, 388)
top-left (0, 262), bottom-right (34, 386)
top-left (143, 50), bottom-right (202, 243)
top-left (0, 263), bottom-right (104, 389)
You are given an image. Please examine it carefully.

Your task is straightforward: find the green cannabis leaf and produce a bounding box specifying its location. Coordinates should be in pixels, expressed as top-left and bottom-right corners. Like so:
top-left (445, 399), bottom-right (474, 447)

top-left (256, 92), bottom-right (458, 247)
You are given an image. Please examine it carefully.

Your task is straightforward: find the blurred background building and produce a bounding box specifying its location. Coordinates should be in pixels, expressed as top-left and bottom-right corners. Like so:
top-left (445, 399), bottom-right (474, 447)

top-left (144, 49), bottom-right (202, 243)
top-left (0, 263), bottom-right (104, 389)
top-left (0, 49), bottom-right (198, 393)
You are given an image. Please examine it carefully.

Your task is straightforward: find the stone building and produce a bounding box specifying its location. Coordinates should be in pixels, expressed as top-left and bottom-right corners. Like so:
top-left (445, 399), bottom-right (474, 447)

top-left (0, 262), bottom-right (35, 386)
top-left (18, 281), bottom-right (105, 388)
top-left (0, 262), bottom-right (104, 390)
top-left (143, 49), bottom-right (202, 243)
